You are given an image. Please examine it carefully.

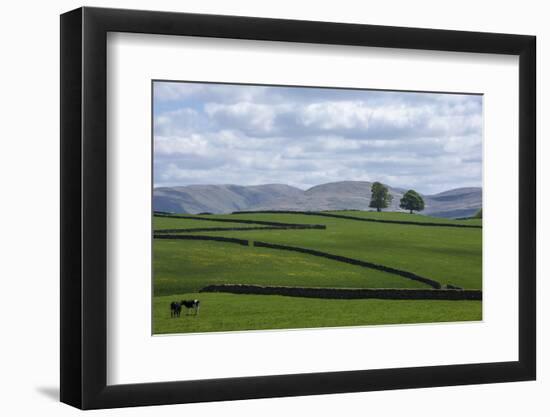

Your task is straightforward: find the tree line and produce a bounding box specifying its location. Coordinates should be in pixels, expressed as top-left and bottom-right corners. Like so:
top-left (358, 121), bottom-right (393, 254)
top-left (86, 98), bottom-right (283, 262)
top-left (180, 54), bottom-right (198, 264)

top-left (369, 181), bottom-right (425, 214)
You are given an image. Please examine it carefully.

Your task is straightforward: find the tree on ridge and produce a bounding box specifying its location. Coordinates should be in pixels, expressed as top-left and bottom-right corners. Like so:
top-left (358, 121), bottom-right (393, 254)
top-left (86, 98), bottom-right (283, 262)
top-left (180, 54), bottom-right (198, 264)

top-left (399, 189), bottom-right (425, 214)
top-left (369, 182), bottom-right (393, 212)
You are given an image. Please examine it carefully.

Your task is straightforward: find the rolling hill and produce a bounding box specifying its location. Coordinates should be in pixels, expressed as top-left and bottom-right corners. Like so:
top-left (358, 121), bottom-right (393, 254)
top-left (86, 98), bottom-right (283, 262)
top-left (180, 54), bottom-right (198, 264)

top-left (153, 181), bottom-right (481, 218)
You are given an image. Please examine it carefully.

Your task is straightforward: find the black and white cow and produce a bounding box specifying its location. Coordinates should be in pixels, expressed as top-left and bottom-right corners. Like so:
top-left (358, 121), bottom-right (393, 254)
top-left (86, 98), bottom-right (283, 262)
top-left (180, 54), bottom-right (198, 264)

top-left (170, 301), bottom-right (181, 317)
top-left (181, 299), bottom-right (200, 316)
top-left (170, 301), bottom-right (182, 318)
top-left (170, 299), bottom-right (200, 317)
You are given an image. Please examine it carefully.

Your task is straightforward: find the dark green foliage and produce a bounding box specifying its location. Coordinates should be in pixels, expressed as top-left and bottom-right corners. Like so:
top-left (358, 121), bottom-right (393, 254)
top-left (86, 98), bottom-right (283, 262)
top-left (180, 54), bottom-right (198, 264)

top-left (400, 189), bottom-right (425, 214)
top-left (368, 182), bottom-right (392, 212)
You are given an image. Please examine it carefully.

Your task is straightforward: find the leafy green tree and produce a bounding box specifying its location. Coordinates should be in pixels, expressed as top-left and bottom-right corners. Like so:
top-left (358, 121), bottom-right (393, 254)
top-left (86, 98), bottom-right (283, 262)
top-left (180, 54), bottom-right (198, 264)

top-left (369, 182), bottom-right (393, 212)
top-left (399, 190), bottom-right (425, 214)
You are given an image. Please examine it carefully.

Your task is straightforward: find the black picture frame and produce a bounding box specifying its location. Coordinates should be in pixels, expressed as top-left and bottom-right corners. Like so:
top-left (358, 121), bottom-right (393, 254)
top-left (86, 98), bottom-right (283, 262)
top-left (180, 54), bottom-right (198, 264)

top-left (60, 6), bottom-right (536, 410)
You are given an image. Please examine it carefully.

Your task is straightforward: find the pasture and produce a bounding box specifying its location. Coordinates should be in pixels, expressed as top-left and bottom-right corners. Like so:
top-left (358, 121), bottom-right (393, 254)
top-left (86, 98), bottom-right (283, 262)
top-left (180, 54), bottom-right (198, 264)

top-left (152, 211), bottom-right (482, 334)
top-left (154, 293), bottom-right (482, 334)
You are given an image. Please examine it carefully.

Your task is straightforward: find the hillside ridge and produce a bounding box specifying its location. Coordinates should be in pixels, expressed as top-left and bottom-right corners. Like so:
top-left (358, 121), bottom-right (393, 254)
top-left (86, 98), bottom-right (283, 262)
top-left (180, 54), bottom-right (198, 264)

top-left (153, 181), bottom-right (481, 219)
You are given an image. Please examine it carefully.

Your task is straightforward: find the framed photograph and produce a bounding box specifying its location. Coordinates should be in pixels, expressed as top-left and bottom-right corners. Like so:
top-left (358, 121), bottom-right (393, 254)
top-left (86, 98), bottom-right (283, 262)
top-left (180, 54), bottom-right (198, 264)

top-left (60, 6), bottom-right (536, 409)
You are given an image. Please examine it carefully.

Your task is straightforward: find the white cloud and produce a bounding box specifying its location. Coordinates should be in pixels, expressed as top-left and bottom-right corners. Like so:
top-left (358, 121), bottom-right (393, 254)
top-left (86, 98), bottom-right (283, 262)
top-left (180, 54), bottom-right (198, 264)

top-left (152, 82), bottom-right (483, 193)
top-left (300, 101), bottom-right (372, 130)
top-left (205, 102), bottom-right (285, 135)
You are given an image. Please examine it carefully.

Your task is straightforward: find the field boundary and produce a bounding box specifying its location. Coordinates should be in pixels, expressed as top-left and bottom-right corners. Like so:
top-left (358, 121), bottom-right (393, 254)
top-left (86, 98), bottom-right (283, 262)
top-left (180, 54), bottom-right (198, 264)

top-left (233, 210), bottom-right (482, 229)
top-left (154, 213), bottom-right (326, 228)
top-left (153, 234), bottom-right (444, 289)
top-left (253, 240), bottom-right (442, 288)
top-left (154, 234), bottom-right (249, 246)
top-left (155, 225), bottom-right (326, 233)
top-left (200, 284), bottom-right (482, 300)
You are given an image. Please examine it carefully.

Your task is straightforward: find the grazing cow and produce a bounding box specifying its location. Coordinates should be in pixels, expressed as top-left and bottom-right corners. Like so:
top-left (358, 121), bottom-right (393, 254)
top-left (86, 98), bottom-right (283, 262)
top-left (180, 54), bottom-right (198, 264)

top-left (170, 301), bottom-right (182, 318)
top-left (181, 299), bottom-right (200, 315)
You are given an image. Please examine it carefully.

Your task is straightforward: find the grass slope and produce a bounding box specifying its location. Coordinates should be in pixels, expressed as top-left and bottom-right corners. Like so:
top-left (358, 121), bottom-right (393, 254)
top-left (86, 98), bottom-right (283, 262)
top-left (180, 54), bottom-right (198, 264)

top-left (154, 239), bottom-right (430, 297)
top-left (154, 293), bottom-right (482, 334)
top-left (153, 210), bottom-right (482, 334)
top-left (165, 212), bottom-right (482, 289)
top-left (324, 210), bottom-right (483, 226)
top-left (154, 216), bottom-right (266, 230)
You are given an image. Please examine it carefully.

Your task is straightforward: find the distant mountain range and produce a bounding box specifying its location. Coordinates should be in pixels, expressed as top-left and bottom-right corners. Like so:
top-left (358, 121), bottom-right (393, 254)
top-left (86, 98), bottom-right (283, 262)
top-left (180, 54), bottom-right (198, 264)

top-left (153, 181), bottom-right (482, 219)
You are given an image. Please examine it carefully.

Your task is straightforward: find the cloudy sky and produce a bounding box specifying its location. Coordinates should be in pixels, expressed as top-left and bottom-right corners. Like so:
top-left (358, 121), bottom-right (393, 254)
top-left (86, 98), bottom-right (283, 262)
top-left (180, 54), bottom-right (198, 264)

top-left (153, 81), bottom-right (482, 194)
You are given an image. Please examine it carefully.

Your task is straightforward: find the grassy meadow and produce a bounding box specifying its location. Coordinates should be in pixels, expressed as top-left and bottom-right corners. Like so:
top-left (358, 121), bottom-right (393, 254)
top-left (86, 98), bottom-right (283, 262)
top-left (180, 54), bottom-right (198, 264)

top-left (153, 211), bottom-right (482, 334)
top-left (153, 293), bottom-right (482, 334)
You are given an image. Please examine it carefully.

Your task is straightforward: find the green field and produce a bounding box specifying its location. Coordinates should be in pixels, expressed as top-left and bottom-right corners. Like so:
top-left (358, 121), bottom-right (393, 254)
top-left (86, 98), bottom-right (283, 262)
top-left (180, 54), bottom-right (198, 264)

top-left (324, 210), bottom-right (483, 226)
top-left (153, 211), bottom-right (482, 334)
top-left (154, 293), bottom-right (482, 334)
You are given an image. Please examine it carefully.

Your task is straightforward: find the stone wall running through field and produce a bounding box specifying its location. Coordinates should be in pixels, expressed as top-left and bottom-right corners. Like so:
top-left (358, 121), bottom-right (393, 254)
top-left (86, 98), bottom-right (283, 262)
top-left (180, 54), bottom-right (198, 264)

top-left (154, 234), bottom-right (249, 246)
top-left (200, 284), bottom-right (482, 301)
top-left (154, 213), bottom-right (326, 228)
top-left (233, 210), bottom-right (482, 229)
top-left (155, 225), bottom-right (326, 233)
